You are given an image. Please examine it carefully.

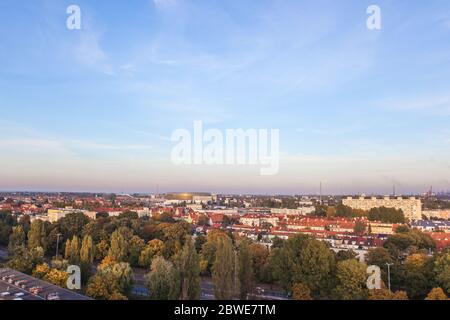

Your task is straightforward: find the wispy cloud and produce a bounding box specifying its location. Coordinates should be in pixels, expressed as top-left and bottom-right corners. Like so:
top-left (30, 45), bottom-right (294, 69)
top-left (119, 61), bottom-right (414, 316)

top-left (152, 0), bottom-right (177, 9)
top-left (376, 94), bottom-right (450, 114)
top-left (74, 30), bottom-right (114, 75)
top-left (0, 138), bottom-right (152, 154)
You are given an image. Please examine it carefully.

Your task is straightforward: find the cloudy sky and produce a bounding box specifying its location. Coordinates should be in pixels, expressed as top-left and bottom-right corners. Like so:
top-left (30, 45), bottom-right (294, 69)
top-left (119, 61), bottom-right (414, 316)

top-left (0, 0), bottom-right (449, 195)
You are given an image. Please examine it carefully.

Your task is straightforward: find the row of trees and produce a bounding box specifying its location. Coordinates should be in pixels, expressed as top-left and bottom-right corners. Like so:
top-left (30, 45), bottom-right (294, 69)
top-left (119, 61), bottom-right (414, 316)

top-left (2, 209), bottom-right (450, 300)
top-left (271, 230), bottom-right (450, 300)
top-left (314, 204), bottom-right (406, 223)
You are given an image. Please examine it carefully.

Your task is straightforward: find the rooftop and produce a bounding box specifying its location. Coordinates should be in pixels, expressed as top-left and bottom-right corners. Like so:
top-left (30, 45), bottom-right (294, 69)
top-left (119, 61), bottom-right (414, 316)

top-left (0, 268), bottom-right (92, 301)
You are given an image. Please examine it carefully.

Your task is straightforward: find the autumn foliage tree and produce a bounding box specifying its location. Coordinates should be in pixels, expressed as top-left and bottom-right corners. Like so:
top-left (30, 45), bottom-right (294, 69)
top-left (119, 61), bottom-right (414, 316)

top-left (32, 263), bottom-right (69, 287)
top-left (425, 287), bottom-right (448, 300)
top-left (292, 283), bottom-right (312, 300)
top-left (368, 289), bottom-right (409, 300)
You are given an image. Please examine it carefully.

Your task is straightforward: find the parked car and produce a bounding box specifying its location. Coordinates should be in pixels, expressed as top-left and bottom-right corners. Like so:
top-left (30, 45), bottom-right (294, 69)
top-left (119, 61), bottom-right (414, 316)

top-left (46, 293), bottom-right (60, 300)
top-left (29, 286), bottom-right (43, 295)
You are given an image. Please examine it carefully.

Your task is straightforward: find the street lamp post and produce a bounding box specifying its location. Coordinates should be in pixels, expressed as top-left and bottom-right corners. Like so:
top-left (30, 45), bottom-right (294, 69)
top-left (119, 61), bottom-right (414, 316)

top-left (55, 233), bottom-right (62, 259)
top-left (386, 263), bottom-right (393, 292)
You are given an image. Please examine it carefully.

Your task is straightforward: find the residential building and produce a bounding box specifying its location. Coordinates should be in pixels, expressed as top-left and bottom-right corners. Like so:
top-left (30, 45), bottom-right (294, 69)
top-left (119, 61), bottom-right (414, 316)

top-left (342, 196), bottom-right (422, 220)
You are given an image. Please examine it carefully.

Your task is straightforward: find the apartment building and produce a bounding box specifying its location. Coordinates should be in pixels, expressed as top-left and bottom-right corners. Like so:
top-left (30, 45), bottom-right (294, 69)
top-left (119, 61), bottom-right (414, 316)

top-left (342, 196), bottom-right (422, 220)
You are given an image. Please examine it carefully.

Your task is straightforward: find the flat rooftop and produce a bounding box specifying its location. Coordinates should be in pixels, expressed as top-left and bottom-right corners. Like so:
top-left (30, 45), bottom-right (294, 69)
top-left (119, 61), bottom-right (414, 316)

top-left (0, 268), bottom-right (92, 301)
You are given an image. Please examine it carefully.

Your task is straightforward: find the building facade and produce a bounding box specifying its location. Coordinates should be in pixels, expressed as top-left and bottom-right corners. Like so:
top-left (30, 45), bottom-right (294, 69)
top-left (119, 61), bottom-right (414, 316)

top-left (342, 196), bottom-right (422, 220)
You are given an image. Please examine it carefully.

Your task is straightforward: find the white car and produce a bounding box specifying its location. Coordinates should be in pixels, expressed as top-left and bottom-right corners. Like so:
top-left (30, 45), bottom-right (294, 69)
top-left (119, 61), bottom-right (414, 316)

top-left (0, 292), bottom-right (11, 297)
top-left (14, 293), bottom-right (25, 297)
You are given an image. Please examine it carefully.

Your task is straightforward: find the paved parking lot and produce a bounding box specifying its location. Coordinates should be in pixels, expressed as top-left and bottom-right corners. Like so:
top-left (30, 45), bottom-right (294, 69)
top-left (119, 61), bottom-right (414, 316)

top-left (0, 268), bottom-right (91, 300)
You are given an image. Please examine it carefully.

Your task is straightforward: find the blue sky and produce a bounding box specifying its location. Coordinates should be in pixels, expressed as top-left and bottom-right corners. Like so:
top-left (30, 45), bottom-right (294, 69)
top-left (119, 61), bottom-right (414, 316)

top-left (0, 0), bottom-right (449, 194)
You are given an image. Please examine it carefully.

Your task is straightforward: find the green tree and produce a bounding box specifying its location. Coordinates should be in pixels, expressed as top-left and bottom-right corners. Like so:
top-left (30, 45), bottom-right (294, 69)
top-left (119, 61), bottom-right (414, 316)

top-left (95, 259), bottom-right (134, 297)
top-left (271, 237), bottom-right (285, 249)
top-left (212, 236), bottom-right (236, 300)
top-left (139, 239), bottom-right (165, 268)
top-left (333, 259), bottom-right (368, 300)
top-left (70, 235), bottom-right (80, 264)
top-left (175, 236), bottom-right (201, 300)
top-left (108, 262), bottom-right (134, 295)
top-left (313, 205), bottom-right (327, 217)
top-left (145, 256), bottom-right (180, 300)
top-left (80, 235), bottom-right (95, 265)
top-left (368, 207), bottom-right (405, 223)
top-left (27, 219), bottom-right (47, 251)
top-left (64, 238), bottom-right (72, 261)
top-left (194, 235), bottom-right (206, 252)
top-left (0, 211), bottom-right (14, 245)
top-left (401, 253), bottom-right (435, 299)
top-left (80, 235), bottom-right (95, 283)
top-left (336, 250), bottom-right (358, 262)
top-left (201, 229), bottom-right (229, 274)
top-left (249, 243), bottom-right (271, 283)
top-left (108, 229), bottom-right (128, 262)
top-left (366, 247), bottom-right (393, 267)
top-left (161, 222), bottom-right (191, 258)
top-left (128, 235), bottom-right (145, 267)
top-left (59, 212), bottom-right (90, 240)
top-left (354, 221), bottom-right (367, 236)
top-left (237, 241), bottom-right (254, 299)
top-left (64, 236), bottom-right (80, 265)
top-left (384, 230), bottom-right (435, 258)
top-left (434, 251), bottom-right (450, 294)
top-left (7, 246), bottom-right (44, 274)
top-left (270, 235), bottom-right (336, 298)
top-left (8, 225), bottom-right (26, 255)
top-left (335, 204), bottom-right (355, 218)
top-left (46, 226), bottom-right (62, 257)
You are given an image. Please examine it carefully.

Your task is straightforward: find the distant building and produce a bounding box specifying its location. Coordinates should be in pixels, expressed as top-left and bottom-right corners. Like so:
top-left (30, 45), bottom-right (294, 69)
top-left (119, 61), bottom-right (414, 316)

top-left (342, 196), bottom-right (422, 220)
top-left (369, 222), bottom-right (395, 235)
top-left (270, 207), bottom-right (315, 215)
top-left (47, 208), bottom-right (96, 222)
top-left (164, 192), bottom-right (217, 204)
top-left (187, 203), bottom-right (203, 211)
top-left (240, 214), bottom-right (280, 228)
top-left (411, 220), bottom-right (450, 232)
top-left (422, 210), bottom-right (450, 220)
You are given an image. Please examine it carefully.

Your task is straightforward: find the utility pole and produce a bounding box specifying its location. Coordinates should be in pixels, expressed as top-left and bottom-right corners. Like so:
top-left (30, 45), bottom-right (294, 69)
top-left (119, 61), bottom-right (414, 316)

top-left (234, 249), bottom-right (238, 299)
top-left (386, 263), bottom-right (393, 291)
top-left (319, 182), bottom-right (322, 205)
top-left (55, 233), bottom-right (62, 259)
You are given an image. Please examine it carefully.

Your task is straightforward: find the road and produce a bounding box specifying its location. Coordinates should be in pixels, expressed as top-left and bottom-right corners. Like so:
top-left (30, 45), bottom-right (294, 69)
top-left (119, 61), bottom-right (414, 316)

top-left (199, 277), bottom-right (289, 301)
top-left (132, 267), bottom-right (288, 300)
top-left (10, 260), bottom-right (288, 300)
top-left (0, 248), bottom-right (8, 261)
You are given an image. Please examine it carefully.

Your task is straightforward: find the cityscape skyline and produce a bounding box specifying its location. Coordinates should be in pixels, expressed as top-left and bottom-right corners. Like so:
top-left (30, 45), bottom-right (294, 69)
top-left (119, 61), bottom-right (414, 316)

top-left (0, 185), bottom-right (446, 197)
top-left (1, 0), bottom-right (450, 194)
